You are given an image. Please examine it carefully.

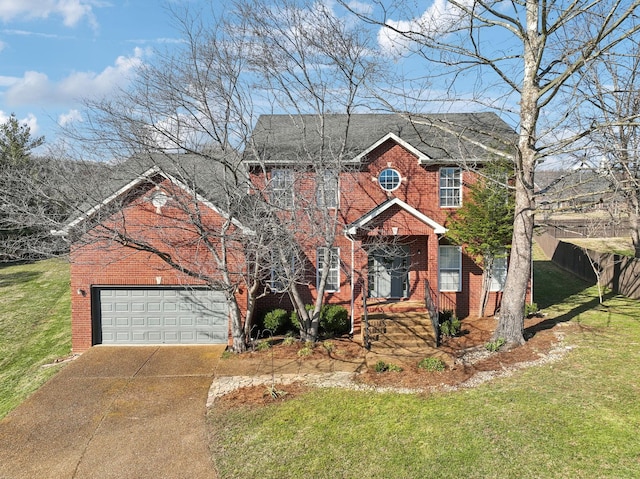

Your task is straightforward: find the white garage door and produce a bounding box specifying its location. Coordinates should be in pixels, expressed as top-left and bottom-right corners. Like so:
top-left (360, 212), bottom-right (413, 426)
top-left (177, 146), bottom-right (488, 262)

top-left (97, 288), bottom-right (229, 345)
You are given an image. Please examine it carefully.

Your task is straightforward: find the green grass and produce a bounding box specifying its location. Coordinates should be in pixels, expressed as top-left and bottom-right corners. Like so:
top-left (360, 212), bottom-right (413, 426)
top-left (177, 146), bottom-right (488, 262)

top-left (208, 247), bottom-right (640, 478)
top-left (0, 259), bottom-right (72, 419)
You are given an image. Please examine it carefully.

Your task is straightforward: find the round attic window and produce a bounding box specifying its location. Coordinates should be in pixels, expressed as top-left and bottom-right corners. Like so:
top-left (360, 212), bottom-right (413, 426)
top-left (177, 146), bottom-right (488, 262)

top-left (378, 168), bottom-right (401, 192)
top-left (151, 192), bottom-right (169, 208)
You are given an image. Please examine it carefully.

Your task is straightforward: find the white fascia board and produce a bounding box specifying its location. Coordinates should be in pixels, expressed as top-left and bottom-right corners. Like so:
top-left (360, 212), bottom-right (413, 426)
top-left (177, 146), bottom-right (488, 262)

top-left (345, 197), bottom-right (447, 235)
top-left (52, 166), bottom-right (163, 236)
top-left (352, 132), bottom-right (431, 164)
top-left (53, 166), bottom-right (254, 237)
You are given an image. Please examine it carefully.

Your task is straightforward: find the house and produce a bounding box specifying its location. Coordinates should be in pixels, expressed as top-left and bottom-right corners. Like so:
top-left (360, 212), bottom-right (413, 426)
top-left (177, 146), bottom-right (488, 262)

top-left (59, 113), bottom-right (516, 352)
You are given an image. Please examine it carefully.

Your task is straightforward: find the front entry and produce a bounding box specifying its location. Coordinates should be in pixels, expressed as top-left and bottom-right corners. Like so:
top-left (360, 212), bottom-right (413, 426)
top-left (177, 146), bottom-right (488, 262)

top-left (368, 245), bottom-right (409, 298)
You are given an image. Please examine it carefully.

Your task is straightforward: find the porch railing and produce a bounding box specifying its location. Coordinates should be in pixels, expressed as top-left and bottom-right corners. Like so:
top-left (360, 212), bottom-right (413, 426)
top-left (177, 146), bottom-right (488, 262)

top-left (424, 279), bottom-right (440, 347)
top-left (362, 279), bottom-right (371, 350)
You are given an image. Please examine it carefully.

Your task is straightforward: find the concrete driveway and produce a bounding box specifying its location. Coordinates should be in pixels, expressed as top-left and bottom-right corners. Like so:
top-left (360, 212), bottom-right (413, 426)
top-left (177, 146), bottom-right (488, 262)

top-left (0, 345), bottom-right (225, 479)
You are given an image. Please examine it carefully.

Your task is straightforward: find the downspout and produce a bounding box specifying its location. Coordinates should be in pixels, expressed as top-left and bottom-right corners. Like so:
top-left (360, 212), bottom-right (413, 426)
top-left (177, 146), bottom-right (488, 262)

top-left (346, 231), bottom-right (356, 335)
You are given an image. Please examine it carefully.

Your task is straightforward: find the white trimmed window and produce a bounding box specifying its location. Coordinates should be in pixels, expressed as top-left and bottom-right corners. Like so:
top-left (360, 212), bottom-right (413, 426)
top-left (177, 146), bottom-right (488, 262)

top-left (317, 169), bottom-right (339, 208)
top-left (270, 168), bottom-right (294, 207)
top-left (317, 247), bottom-right (340, 292)
top-left (440, 167), bottom-right (462, 207)
top-left (378, 168), bottom-right (401, 192)
top-left (439, 245), bottom-right (462, 292)
top-left (489, 253), bottom-right (508, 292)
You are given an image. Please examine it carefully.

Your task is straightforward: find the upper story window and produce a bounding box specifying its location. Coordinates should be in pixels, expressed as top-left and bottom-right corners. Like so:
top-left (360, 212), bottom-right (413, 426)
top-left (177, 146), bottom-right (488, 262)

top-left (317, 169), bottom-right (339, 208)
top-left (270, 168), bottom-right (294, 208)
top-left (317, 247), bottom-right (340, 292)
top-left (378, 168), bottom-right (401, 192)
top-left (440, 167), bottom-right (461, 207)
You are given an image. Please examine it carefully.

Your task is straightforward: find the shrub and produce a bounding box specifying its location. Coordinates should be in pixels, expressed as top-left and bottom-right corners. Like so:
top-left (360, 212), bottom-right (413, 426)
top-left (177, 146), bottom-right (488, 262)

top-left (485, 337), bottom-right (505, 352)
top-left (418, 357), bottom-right (446, 372)
top-left (525, 302), bottom-right (539, 317)
top-left (263, 308), bottom-right (289, 334)
top-left (374, 360), bottom-right (403, 373)
top-left (322, 340), bottom-right (335, 353)
top-left (297, 341), bottom-right (315, 357)
top-left (256, 339), bottom-right (271, 351)
top-left (439, 310), bottom-right (461, 337)
top-left (282, 335), bottom-right (296, 346)
top-left (291, 304), bottom-right (349, 338)
top-left (290, 304), bottom-right (314, 331)
top-left (320, 304), bottom-right (349, 336)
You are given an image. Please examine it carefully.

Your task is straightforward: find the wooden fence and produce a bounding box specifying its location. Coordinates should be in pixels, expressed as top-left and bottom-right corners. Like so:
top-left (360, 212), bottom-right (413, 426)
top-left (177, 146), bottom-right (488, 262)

top-left (536, 232), bottom-right (640, 300)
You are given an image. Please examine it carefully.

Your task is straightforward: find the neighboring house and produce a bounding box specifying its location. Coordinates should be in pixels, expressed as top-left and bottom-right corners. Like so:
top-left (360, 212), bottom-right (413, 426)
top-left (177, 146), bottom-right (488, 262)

top-left (58, 113), bottom-right (516, 352)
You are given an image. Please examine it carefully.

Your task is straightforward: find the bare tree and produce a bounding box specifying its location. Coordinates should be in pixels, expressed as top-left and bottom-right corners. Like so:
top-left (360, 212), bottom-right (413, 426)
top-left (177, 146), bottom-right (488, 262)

top-left (61, 0), bottom-right (383, 348)
top-left (578, 38), bottom-right (640, 258)
top-left (344, 0), bottom-right (640, 346)
top-left (239, 0), bottom-right (383, 341)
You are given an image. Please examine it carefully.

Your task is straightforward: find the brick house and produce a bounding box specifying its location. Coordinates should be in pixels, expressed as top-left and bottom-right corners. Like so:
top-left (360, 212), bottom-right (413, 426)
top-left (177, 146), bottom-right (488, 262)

top-left (59, 113), bottom-right (516, 352)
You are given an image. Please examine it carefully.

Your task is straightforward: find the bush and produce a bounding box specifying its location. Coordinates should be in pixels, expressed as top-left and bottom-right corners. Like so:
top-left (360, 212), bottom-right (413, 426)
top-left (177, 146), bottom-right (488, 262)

top-left (525, 302), bottom-right (539, 317)
top-left (256, 339), bottom-right (271, 351)
top-left (297, 341), bottom-right (314, 357)
top-left (485, 337), bottom-right (505, 352)
top-left (439, 310), bottom-right (461, 337)
top-left (282, 335), bottom-right (297, 346)
top-left (374, 360), bottom-right (403, 373)
top-left (320, 304), bottom-right (349, 336)
top-left (262, 308), bottom-right (290, 334)
top-left (418, 357), bottom-right (446, 372)
top-left (290, 304), bottom-right (349, 338)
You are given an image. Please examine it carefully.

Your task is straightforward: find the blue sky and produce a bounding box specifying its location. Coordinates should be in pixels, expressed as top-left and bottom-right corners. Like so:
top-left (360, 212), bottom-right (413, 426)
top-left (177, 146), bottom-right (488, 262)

top-left (0, 1), bottom-right (181, 147)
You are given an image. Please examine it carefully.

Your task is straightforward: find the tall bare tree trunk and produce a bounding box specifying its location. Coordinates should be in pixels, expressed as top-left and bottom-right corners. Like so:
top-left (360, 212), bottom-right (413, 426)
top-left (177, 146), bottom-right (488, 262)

top-left (493, 0), bottom-right (539, 346)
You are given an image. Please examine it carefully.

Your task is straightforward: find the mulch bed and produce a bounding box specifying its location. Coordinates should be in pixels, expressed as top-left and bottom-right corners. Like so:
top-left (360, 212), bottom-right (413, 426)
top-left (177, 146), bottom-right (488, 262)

top-left (214, 314), bottom-right (572, 410)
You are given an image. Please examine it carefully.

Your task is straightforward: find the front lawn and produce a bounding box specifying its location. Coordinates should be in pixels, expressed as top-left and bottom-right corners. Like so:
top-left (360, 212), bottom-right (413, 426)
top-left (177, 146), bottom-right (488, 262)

top-left (0, 259), bottom-right (72, 419)
top-left (208, 248), bottom-right (640, 478)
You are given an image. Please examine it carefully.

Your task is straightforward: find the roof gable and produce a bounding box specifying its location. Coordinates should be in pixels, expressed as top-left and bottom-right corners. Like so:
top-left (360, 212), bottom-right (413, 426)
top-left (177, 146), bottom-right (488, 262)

top-left (246, 113), bottom-right (516, 166)
top-left (352, 132), bottom-right (431, 164)
top-left (54, 166), bottom-right (252, 236)
top-left (345, 197), bottom-right (447, 235)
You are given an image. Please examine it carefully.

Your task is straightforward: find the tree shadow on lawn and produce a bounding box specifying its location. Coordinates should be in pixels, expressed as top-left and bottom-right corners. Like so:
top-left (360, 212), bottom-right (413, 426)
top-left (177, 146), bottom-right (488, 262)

top-left (525, 291), bottom-right (617, 339)
top-left (0, 270), bottom-right (41, 288)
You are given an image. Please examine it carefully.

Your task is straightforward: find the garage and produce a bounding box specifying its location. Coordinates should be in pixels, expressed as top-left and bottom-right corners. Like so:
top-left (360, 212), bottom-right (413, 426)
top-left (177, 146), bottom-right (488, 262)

top-left (95, 287), bottom-right (229, 345)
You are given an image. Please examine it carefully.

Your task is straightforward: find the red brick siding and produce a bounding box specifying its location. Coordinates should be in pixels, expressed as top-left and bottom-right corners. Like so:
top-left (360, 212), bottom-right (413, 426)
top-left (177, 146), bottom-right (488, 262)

top-left (70, 178), bottom-right (246, 352)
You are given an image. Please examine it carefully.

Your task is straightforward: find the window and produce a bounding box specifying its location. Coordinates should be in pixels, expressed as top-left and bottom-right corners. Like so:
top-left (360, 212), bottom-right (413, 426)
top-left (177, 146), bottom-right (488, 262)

top-left (270, 251), bottom-right (295, 293)
top-left (378, 168), bottom-right (401, 192)
top-left (317, 169), bottom-right (339, 208)
top-left (439, 245), bottom-right (461, 292)
top-left (440, 167), bottom-right (461, 207)
top-left (489, 253), bottom-right (508, 292)
top-left (270, 168), bottom-right (294, 208)
top-left (317, 247), bottom-right (340, 292)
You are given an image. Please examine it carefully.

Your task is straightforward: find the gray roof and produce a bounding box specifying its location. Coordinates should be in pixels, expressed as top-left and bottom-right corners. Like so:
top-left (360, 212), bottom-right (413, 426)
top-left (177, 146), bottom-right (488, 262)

top-left (245, 113), bottom-right (516, 164)
top-left (60, 151), bottom-right (249, 234)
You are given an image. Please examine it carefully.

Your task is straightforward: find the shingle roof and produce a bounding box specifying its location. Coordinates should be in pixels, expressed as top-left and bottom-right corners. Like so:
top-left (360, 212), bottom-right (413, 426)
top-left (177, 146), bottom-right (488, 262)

top-left (245, 113), bottom-right (516, 164)
top-left (58, 151), bottom-right (249, 234)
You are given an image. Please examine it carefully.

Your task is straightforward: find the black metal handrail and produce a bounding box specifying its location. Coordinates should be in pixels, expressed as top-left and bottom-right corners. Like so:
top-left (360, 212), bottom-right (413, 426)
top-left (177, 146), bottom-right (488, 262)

top-left (362, 279), bottom-right (370, 349)
top-left (424, 279), bottom-right (440, 346)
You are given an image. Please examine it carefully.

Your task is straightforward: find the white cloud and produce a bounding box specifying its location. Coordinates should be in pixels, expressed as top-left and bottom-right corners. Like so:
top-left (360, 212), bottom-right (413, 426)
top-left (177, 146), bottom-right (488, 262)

top-left (346, 0), bottom-right (372, 15)
top-left (378, 0), bottom-right (473, 56)
top-left (58, 108), bottom-right (82, 127)
top-left (4, 47), bottom-right (146, 106)
top-left (0, 75), bottom-right (18, 86)
top-left (0, 40), bottom-right (5, 52)
top-left (0, 0), bottom-right (98, 28)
